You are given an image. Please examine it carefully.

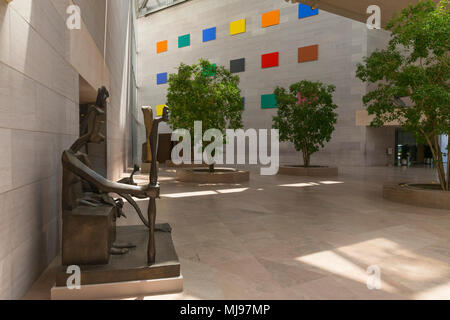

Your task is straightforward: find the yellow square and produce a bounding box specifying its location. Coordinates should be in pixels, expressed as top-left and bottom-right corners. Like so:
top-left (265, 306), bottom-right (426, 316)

top-left (230, 19), bottom-right (246, 35)
top-left (156, 105), bottom-right (165, 117)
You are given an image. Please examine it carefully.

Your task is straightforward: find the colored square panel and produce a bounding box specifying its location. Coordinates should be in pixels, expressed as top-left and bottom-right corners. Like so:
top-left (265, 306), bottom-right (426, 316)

top-left (261, 94), bottom-right (277, 109)
top-left (156, 105), bottom-right (165, 117)
top-left (203, 27), bottom-right (216, 42)
top-left (230, 58), bottom-right (245, 73)
top-left (230, 19), bottom-right (246, 35)
top-left (157, 72), bottom-right (167, 85)
top-left (298, 3), bottom-right (319, 19)
top-left (203, 64), bottom-right (216, 77)
top-left (262, 9), bottom-right (280, 28)
top-left (178, 34), bottom-right (190, 48)
top-left (298, 45), bottom-right (319, 63)
top-left (261, 52), bottom-right (279, 69)
top-left (156, 40), bottom-right (167, 53)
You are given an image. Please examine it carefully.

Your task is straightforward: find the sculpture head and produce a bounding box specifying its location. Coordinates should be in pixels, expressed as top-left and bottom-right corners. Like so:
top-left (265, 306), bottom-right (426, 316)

top-left (161, 106), bottom-right (169, 122)
top-left (96, 86), bottom-right (110, 109)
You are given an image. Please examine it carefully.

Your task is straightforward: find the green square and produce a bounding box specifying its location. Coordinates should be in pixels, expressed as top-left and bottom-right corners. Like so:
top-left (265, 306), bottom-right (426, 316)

top-left (261, 94), bottom-right (277, 109)
top-left (202, 64), bottom-right (216, 77)
top-left (178, 34), bottom-right (190, 48)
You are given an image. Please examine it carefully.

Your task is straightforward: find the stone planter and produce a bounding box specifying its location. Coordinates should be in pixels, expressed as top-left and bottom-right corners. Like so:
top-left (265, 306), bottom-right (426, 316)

top-left (278, 165), bottom-right (338, 177)
top-left (176, 168), bottom-right (250, 183)
top-left (165, 160), bottom-right (208, 168)
top-left (383, 183), bottom-right (450, 210)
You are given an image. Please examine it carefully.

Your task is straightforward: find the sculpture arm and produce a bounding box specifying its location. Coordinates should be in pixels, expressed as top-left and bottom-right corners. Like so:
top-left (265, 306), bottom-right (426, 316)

top-left (62, 151), bottom-right (159, 198)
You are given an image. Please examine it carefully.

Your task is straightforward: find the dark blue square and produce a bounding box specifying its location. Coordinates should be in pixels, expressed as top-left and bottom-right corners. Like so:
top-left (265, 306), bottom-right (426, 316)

top-left (157, 72), bottom-right (167, 85)
top-left (298, 4), bottom-right (319, 19)
top-left (202, 27), bottom-right (216, 42)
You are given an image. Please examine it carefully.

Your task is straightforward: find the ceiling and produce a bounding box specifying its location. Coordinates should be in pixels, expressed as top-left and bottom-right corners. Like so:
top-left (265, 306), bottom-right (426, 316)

top-left (292, 0), bottom-right (440, 27)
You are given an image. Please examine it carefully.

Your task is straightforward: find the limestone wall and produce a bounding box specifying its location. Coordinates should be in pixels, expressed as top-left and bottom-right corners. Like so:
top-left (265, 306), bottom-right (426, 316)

top-left (0, 0), bottom-right (134, 299)
top-left (136, 0), bottom-right (392, 167)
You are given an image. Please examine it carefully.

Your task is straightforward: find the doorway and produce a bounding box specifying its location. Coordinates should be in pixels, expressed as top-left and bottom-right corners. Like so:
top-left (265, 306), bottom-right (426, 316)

top-left (79, 75), bottom-right (107, 177)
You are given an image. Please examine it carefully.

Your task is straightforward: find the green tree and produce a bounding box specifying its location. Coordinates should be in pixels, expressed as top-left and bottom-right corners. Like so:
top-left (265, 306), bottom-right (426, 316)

top-left (273, 80), bottom-right (338, 167)
top-left (356, 0), bottom-right (449, 191)
top-left (167, 59), bottom-right (244, 172)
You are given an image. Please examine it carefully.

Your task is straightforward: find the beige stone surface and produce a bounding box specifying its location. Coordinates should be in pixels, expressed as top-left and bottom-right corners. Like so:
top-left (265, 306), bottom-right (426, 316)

top-left (24, 166), bottom-right (450, 300)
top-left (0, 0), bottom-right (134, 299)
top-left (136, 0), bottom-right (394, 167)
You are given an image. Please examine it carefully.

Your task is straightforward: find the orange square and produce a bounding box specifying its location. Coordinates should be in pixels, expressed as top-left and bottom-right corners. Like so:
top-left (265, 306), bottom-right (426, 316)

top-left (156, 40), bottom-right (167, 54)
top-left (298, 44), bottom-right (319, 63)
top-left (262, 9), bottom-right (280, 28)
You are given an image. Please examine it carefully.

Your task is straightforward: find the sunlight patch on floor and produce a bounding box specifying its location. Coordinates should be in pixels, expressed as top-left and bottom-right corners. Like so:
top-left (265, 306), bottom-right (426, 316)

top-left (319, 181), bottom-right (344, 185)
top-left (161, 187), bottom-right (249, 198)
top-left (412, 281), bottom-right (450, 300)
top-left (278, 182), bottom-right (320, 187)
top-left (295, 237), bottom-right (450, 297)
top-left (217, 188), bottom-right (248, 194)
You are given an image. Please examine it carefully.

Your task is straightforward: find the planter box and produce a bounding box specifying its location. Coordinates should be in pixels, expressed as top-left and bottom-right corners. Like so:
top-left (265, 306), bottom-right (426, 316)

top-left (165, 160), bottom-right (208, 168)
top-left (383, 183), bottom-right (450, 210)
top-left (176, 168), bottom-right (249, 183)
top-left (278, 166), bottom-right (338, 177)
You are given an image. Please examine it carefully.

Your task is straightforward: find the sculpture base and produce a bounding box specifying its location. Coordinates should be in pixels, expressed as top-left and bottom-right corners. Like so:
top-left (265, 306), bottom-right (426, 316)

top-left (55, 224), bottom-right (181, 288)
top-left (51, 275), bottom-right (183, 300)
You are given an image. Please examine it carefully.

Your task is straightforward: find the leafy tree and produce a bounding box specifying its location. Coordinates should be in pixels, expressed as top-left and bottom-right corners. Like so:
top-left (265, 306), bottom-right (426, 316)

top-left (273, 80), bottom-right (338, 167)
top-left (356, 0), bottom-right (449, 191)
top-left (167, 59), bottom-right (244, 172)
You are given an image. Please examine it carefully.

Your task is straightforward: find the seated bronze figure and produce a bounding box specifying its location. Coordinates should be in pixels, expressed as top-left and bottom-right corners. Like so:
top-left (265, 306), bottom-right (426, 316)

top-left (61, 87), bottom-right (169, 266)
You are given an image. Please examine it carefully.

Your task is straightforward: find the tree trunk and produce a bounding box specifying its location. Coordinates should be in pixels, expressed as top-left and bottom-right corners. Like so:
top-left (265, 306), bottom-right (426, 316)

top-left (302, 149), bottom-right (310, 168)
top-left (424, 132), bottom-right (448, 191)
top-left (209, 163), bottom-right (215, 173)
top-left (433, 135), bottom-right (447, 191)
top-left (446, 135), bottom-right (449, 191)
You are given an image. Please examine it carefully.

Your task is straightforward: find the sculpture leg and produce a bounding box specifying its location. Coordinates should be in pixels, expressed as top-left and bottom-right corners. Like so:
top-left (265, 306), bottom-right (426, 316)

top-left (147, 197), bottom-right (156, 264)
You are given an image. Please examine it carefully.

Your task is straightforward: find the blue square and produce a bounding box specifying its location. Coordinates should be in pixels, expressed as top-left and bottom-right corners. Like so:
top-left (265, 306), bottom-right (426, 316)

top-left (157, 72), bottom-right (167, 85)
top-left (298, 4), bottom-right (319, 19)
top-left (203, 27), bottom-right (216, 42)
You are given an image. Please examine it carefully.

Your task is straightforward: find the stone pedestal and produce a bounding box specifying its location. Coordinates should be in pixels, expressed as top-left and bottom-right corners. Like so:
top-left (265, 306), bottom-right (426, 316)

top-left (53, 224), bottom-right (182, 299)
top-left (62, 205), bottom-right (116, 266)
top-left (51, 275), bottom-right (183, 300)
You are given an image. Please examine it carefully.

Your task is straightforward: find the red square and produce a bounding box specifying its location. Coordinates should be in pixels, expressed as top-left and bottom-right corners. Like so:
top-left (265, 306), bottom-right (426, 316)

top-left (261, 52), bottom-right (279, 69)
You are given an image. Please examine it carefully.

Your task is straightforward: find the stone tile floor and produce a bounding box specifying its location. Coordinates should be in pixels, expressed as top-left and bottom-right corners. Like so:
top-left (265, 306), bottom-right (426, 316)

top-left (24, 166), bottom-right (449, 300)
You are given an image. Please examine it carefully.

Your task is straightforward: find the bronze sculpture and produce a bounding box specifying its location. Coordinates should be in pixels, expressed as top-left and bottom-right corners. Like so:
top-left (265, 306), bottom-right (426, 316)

top-left (61, 87), bottom-right (169, 266)
top-left (141, 106), bottom-right (154, 164)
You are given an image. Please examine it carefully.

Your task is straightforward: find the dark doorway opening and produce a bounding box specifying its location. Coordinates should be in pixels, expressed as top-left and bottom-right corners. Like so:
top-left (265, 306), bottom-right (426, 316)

top-left (79, 76), bottom-right (107, 177)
